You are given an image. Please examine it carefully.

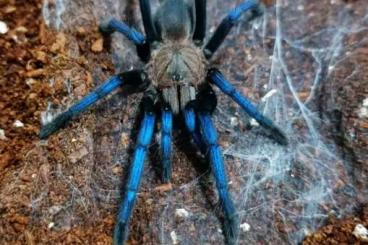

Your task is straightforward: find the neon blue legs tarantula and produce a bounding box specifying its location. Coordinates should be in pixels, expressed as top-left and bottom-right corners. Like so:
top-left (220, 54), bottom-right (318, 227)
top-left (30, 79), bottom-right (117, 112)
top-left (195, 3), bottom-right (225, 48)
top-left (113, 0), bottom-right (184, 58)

top-left (40, 0), bottom-right (287, 244)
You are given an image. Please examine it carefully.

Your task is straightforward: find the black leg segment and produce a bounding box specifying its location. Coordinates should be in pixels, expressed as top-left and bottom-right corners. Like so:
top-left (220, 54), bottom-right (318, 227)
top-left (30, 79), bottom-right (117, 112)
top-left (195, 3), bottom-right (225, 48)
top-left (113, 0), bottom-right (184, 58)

top-left (193, 0), bottom-right (207, 44)
top-left (139, 0), bottom-right (158, 42)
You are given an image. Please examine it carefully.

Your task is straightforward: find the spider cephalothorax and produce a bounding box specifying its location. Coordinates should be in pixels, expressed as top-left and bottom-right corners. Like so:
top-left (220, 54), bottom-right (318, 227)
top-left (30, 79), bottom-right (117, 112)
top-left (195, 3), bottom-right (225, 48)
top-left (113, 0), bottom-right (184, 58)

top-left (148, 41), bottom-right (207, 113)
top-left (40, 0), bottom-right (287, 244)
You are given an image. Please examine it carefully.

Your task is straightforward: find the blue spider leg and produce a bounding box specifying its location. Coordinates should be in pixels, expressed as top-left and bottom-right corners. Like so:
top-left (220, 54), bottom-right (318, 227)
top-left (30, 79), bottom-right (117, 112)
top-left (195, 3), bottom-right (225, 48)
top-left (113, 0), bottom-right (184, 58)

top-left (203, 0), bottom-right (263, 59)
top-left (99, 18), bottom-right (150, 62)
top-left (161, 106), bottom-right (173, 183)
top-left (114, 105), bottom-right (156, 245)
top-left (40, 70), bottom-right (148, 139)
top-left (193, 0), bottom-right (207, 44)
top-left (139, 0), bottom-right (158, 41)
top-left (198, 112), bottom-right (239, 244)
top-left (183, 107), bottom-right (206, 153)
top-left (208, 68), bottom-right (288, 145)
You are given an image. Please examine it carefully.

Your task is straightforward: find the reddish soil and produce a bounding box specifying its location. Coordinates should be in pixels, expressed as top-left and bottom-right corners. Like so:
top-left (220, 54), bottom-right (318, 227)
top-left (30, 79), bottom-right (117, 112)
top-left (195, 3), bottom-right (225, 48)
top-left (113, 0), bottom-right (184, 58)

top-left (0, 0), bottom-right (367, 244)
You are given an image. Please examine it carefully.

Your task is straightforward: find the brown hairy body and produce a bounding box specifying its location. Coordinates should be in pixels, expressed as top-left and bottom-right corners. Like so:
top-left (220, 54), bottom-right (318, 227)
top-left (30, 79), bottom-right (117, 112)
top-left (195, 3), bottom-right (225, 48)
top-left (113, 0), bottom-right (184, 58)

top-left (147, 41), bottom-right (207, 113)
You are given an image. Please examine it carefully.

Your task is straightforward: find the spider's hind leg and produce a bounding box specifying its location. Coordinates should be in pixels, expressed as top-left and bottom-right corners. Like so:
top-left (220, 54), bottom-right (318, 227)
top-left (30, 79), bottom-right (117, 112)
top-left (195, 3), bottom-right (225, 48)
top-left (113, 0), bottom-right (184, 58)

top-left (160, 105), bottom-right (173, 183)
top-left (195, 86), bottom-right (239, 244)
top-left (113, 90), bottom-right (157, 245)
top-left (208, 68), bottom-right (288, 145)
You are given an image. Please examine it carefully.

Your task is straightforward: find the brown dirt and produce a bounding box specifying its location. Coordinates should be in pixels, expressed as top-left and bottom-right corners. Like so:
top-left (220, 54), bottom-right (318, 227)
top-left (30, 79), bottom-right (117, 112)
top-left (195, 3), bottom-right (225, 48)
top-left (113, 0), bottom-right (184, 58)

top-left (0, 0), bottom-right (367, 245)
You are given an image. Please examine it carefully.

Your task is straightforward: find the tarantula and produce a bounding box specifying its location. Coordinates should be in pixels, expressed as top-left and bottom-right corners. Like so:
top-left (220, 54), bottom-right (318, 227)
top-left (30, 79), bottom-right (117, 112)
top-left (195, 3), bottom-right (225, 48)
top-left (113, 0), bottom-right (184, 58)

top-left (40, 0), bottom-right (287, 244)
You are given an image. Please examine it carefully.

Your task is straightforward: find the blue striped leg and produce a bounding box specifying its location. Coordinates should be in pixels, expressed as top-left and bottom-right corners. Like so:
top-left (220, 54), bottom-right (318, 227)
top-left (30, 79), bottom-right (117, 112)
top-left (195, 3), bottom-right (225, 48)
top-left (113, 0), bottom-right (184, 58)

top-left (183, 107), bottom-right (206, 153)
top-left (204, 0), bottom-right (263, 59)
top-left (161, 106), bottom-right (173, 183)
top-left (113, 109), bottom-right (156, 245)
top-left (99, 18), bottom-right (150, 62)
top-left (40, 70), bottom-right (147, 139)
top-left (198, 112), bottom-right (239, 244)
top-left (208, 68), bottom-right (288, 145)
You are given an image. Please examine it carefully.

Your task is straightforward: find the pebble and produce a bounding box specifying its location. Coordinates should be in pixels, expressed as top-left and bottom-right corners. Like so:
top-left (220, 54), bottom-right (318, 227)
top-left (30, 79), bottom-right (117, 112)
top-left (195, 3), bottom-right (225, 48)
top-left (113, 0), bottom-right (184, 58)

top-left (91, 38), bottom-right (103, 53)
top-left (0, 129), bottom-right (6, 140)
top-left (175, 208), bottom-right (190, 218)
top-left (358, 98), bottom-right (368, 118)
top-left (230, 117), bottom-right (239, 126)
top-left (0, 21), bottom-right (8, 34)
top-left (353, 224), bottom-right (368, 241)
top-left (240, 222), bottom-right (251, 232)
top-left (170, 231), bottom-right (178, 245)
top-left (154, 183), bottom-right (173, 192)
top-left (250, 119), bottom-right (259, 127)
top-left (48, 222), bottom-right (55, 229)
top-left (13, 120), bottom-right (24, 128)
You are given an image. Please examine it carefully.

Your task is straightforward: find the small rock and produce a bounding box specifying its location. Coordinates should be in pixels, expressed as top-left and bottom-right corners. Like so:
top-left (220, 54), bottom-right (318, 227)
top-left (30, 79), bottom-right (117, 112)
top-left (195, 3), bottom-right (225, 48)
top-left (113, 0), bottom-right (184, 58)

top-left (13, 120), bottom-right (24, 128)
top-left (363, 98), bottom-right (368, 107)
top-left (0, 129), bottom-right (7, 140)
top-left (112, 166), bottom-right (122, 175)
top-left (0, 21), bottom-right (8, 34)
top-left (175, 209), bottom-right (190, 218)
top-left (358, 98), bottom-right (368, 118)
top-left (240, 222), bottom-right (251, 232)
top-left (154, 183), bottom-right (173, 192)
top-left (353, 224), bottom-right (368, 241)
top-left (48, 222), bottom-right (55, 229)
top-left (170, 231), bottom-right (178, 245)
top-left (91, 38), bottom-right (103, 53)
top-left (230, 117), bottom-right (239, 126)
top-left (250, 118), bottom-right (259, 127)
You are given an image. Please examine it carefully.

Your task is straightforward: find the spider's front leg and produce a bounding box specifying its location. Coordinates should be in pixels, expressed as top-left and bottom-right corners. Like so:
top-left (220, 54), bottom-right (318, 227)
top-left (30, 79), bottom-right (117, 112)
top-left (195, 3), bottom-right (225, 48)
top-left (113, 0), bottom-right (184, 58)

top-left (100, 18), bottom-right (151, 62)
top-left (196, 87), bottom-right (239, 245)
top-left (40, 70), bottom-right (148, 139)
top-left (193, 0), bottom-right (207, 44)
top-left (139, 0), bottom-right (159, 42)
top-left (114, 89), bottom-right (157, 245)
